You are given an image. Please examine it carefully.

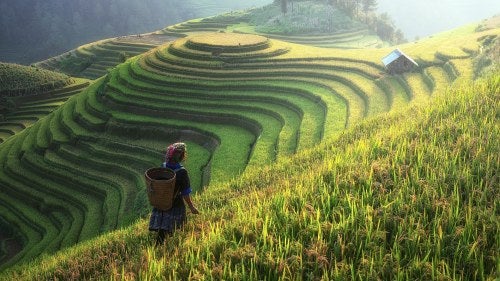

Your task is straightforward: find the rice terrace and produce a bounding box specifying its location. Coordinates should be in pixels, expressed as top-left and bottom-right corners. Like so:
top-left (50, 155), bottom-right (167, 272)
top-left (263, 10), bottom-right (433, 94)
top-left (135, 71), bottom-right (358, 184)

top-left (0, 0), bottom-right (499, 280)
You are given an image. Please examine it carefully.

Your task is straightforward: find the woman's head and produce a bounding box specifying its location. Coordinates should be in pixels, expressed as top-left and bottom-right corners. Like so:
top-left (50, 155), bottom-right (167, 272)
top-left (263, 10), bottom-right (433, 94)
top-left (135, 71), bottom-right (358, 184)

top-left (165, 142), bottom-right (187, 163)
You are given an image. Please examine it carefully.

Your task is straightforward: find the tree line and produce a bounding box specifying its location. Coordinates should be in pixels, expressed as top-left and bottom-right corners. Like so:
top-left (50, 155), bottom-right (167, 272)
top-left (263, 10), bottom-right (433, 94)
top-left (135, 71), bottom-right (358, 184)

top-left (274, 0), bottom-right (406, 44)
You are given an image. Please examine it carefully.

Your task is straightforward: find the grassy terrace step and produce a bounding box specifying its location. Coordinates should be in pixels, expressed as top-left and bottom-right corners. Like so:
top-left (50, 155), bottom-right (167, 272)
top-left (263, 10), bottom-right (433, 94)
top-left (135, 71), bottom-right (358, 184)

top-left (186, 33), bottom-right (271, 53)
top-left (66, 82), bottom-right (214, 189)
top-left (60, 95), bottom-right (103, 140)
top-left (56, 143), bottom-right (143, 223)
top-left (110, 110), bottom-right (254, 183)
top-left (231, 25), bottom-right (382, 48)
top-left (0, 142), bottom-right (46, 268)
top-left (109, 41), bottom-right (158, 49)
top-left (0, 194), bottom-right (44, 268)
top-left (20, 98), bottom-right (67, 107)
top-left (247, 28), bottom-right (370, 42)
top-left (449, 59), bottom-right (474, 81)
top-left (16, 104), bottom-right (59, 111)
top-left (17, 152), bottom-right (88, 247)
top-left (167, 44), bottom-right (291, 63)
top-left (13, 79), bottom-right (89, 103)
top-left (135, 53), bottom-right (355, 131)
top-left (0, 128), bottom-right (15, 135)
top-left (79, 69), bottom-right (106, 79)
top-left (150, 48), bottom-right (382, 80)
top-left (0, 132), bottom-right (13, 143)
top-left (103, 86), bottom-right (285, 166)
top-left (402, 72), bottom-right (433, 104)
top-left (258, 32), bottom-right (372, 46)
top-left (145, 47), bottom-right (389, 117)
top-left (375, 76), bottom-right (411, 109)
top-left (79, 136), bottom-right (214, 193)
top-left (106, 80), bottom-right (302, 157)
top-left (138, 62), bottom-right (351, 133)
top-left (48, 108), bottom-right (71, 145)
top-left (0, 138), bottom-right (74, 263)
top-left (65, 95), bottom-right (177, 167)
top-left (98, 42), bottom-right (154, 53)
top-left (313, 35), bottom-right (382, 49)
top-left (0, 212), bottom-right (23, 266)
top-left (92, 61), bottom-right (119, 68)
top-left (5, 109), bottom-right (53, 118)
top-left (425, 66), bottom-right (452, 95)
top-left (118, 60), bottom-right (329, 149)
top-left (0, 79), bottom-right (89, 144)
top-left (41, 149), bottom-right (122, 230)
top-left (105, 84), bottom-right (297, 154)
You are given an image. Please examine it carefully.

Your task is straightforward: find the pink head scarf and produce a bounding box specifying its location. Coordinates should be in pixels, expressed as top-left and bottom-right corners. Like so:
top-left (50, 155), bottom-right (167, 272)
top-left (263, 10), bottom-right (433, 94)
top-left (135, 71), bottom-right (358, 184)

top-left (165, 142), bottom-right (186, 164)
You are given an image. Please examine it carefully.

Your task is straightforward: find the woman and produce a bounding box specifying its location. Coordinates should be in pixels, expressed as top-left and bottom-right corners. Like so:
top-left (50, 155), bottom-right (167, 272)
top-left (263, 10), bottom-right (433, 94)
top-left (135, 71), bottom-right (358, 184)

top-left (149, 142), bottom-right (200, 245)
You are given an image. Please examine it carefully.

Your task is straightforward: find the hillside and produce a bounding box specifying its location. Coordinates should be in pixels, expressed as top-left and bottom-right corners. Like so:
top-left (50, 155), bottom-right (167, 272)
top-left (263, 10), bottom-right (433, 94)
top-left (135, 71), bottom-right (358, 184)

top-left (35, 34), bottom-right (180, 80)
top-left (0, 63), bottom-right (72, 97)
top-left (1, 62), bottom-right (498, 281)
top-left (0, 18), bottom-right (498, 272)
top-left (0, 63), bottom-right (92, 144)
top-left (0, 0), bottom-right (270, 64)
top-left (36, 1), bottom-right (387, 79)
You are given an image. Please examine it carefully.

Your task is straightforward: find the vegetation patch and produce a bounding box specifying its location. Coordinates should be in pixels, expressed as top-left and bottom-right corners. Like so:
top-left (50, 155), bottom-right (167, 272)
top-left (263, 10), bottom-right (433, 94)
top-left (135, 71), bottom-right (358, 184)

top-left (2, 69), bottom-right (498, 281)
top-left (0, 13), bottom-right (498, 274)
top-left (0, 63), bottom-right (72, 97)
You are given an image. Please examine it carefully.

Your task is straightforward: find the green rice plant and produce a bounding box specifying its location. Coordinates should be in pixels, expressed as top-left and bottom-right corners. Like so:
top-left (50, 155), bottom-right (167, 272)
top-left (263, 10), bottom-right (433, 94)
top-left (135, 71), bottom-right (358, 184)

top-left (449, 59), bottom-right (475, 82)
top-left (105, 85), bottom-right (298, 160)
top-left (110, 110), bottom-right (254, 184)
top-left (1, 144), bottom-right (81, 260)
top-left (34, 116), bottom-right (51, 151)
top-left (402, 72), bottom-right (432, 104)
top-left (47, 108), bottom-right (70, 145)
top-left (425, 66), bottom-right (452, 96)
top-left (120, 58), bottom-right (332, 148)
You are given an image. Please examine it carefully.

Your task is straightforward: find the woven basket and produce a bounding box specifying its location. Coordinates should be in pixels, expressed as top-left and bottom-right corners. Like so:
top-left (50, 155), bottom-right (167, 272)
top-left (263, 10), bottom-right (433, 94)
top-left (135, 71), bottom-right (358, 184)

top-left (145, 167), bottom-right (177, 211)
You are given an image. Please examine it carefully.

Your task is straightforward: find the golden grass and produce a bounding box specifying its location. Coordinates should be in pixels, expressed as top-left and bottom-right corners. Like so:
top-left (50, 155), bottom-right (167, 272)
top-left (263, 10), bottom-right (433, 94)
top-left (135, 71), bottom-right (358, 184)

top-left (188, 33), bottom-right (269, 47)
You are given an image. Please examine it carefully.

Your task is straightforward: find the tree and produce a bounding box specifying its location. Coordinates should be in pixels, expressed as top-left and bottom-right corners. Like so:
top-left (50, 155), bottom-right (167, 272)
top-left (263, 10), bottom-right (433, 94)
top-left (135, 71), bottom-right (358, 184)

top-left (362, 0), bottom-right (377, 15)
top-left (361, 0), bottom-right (377, 24)
top-left (281, 0), bottom-right (288, 15)
top-left (375, 13), bottom-right (396, 43)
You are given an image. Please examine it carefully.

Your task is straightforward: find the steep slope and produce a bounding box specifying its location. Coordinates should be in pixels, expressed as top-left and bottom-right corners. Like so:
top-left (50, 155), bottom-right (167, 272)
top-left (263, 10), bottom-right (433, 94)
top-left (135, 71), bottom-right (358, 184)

top-left (0, 24), bottom-right (497, 271)
top-left (2, 65), bottom-right (497, 281)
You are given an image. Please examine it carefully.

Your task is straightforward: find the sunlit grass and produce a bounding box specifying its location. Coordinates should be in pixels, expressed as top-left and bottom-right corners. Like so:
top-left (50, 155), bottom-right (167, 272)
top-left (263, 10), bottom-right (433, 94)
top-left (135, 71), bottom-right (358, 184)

top-left (3, 72), bottom-right (497, 280)
top-left (1, 19), bottom-right (499, 273)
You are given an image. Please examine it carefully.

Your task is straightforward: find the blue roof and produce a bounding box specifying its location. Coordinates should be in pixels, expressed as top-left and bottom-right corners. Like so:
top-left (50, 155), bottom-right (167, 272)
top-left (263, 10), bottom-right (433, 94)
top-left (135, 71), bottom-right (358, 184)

top-left (382, 48), bottom-right (418, 66)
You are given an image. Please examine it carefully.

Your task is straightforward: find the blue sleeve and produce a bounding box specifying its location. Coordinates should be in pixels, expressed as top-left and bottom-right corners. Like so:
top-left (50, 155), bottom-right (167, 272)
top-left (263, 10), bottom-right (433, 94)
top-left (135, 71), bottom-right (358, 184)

top-left (180, 187), bottom-right (192, 196)
top-left (176, 168), bottom-right (192, 196)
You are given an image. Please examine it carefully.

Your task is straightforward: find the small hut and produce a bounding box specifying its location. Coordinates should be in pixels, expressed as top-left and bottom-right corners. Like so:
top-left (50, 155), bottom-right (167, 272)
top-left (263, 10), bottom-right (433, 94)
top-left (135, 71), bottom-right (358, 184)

top-left (382, 48), bottom-right (418, 74)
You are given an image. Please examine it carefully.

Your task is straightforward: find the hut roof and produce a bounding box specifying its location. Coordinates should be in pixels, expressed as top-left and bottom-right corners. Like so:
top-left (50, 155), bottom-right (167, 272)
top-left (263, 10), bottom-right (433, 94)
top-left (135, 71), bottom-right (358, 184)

top-left (382, 48), bottom-right (418, 67)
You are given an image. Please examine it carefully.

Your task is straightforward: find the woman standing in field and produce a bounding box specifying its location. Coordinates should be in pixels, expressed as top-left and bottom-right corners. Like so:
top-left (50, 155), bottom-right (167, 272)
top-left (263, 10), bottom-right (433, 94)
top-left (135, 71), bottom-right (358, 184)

top-left (149, 142), bottom-right (200, 245)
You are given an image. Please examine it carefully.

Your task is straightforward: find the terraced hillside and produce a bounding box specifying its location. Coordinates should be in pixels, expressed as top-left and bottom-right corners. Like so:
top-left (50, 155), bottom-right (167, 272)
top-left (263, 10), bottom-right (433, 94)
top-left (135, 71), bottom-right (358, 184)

top-left (159, 2), bottom-right (386, 49)
top-left (36, 2), bottom-right (385, 80)
top-left (0, 24), bottom-right (498, 270)
top-left (35, 34), bottom-right (180, 80)
top-left (0, 79), bottom-right (90, 144)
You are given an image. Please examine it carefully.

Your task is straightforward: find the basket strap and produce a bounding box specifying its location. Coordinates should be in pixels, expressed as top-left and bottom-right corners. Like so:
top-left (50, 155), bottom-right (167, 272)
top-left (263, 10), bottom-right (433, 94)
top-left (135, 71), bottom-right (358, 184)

top-left (172, 167), bottom-right (184, 197)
